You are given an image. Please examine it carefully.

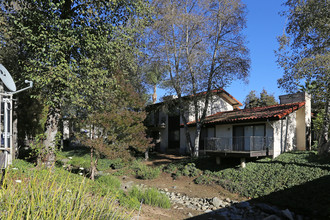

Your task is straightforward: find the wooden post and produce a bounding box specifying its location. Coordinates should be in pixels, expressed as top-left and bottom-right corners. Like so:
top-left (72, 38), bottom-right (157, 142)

top-left (240, 158), bottom-right (246, 168)
top-left (216, 156), bottom-right (221, 165)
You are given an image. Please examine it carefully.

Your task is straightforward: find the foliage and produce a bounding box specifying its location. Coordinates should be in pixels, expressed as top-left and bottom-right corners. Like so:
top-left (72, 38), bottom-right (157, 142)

top-left (76, 78), bottom-right (153, 180)
top-left (244, 89), bottom-right (278, 108)
top-left (94, 175), bottom-right (122, 196)
top-left (194, 174), bottom-right (214, 185)
top-left (98, 158), bottom-right (126, 171)
top-left (162, 163), bottom-right (178, 174)
top-left (275, 0), bottom-right (330, 154)
top-left (129, 186), bottom-right (171, 209)
top-left (0, 0), bottom-right (152, 166)
top-left (149, 0), bottom-right (250, 157)
top-left (1, 162), bottom-right (130, 219)
top-left (207, 151), bottom-right (330, 198)
top-left (180, 163), bottom-right (201, 177)
top-left (135, 163), bottom-right (161, 180)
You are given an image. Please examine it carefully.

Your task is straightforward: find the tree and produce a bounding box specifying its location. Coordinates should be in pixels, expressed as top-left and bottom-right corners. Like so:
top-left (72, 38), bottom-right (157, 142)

top-left (259, 89), bottom-right (278, 107)
top-left (244, 90), bottom-right (259, 108)
top-left (0, 0), bottom-right (151, 166)
top-left (78, 76), bottom-right (151, 180)
top-left (149, 0), bottom-right (250, 157)
top-left (244, 89), bottom-right (278, 108)
top-left (276, 0), bottom-right (330, 156)
top-left (143, 60), bottom-right (167, 104)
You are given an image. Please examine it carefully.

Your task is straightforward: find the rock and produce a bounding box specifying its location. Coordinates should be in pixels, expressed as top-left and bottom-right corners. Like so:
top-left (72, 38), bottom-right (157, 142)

top-left (225, 198), bottom-right (231, 203)
top-left (164, 188), bottom-right (168, 192)
top-left (281, 209), bottom-right (294, 220)
top-left (256, 203), bottom-right (280, 215)
top-left (204, 209), bottom-right (212, 213)
top-left (212, 197), bottom-right (222, 207)
top-left (263, 215), bottom-right (282, 220)
top-left (236, 201), bottom-right (250, 209)
top-left (188, 212), bottom-right (193, 217)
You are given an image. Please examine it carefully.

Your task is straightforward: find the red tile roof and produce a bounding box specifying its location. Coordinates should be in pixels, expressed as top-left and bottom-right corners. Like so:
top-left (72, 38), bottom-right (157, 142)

top-left (186, 102), bottom-right (305, 126)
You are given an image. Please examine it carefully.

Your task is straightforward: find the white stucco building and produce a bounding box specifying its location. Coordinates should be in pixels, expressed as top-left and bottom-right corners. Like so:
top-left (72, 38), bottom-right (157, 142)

top-left (145, 90), bottom-right (311, 160)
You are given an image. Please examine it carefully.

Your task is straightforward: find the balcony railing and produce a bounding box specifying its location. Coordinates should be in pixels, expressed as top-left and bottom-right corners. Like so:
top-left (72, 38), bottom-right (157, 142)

top-left (204, 136), bottom-right (273, 152)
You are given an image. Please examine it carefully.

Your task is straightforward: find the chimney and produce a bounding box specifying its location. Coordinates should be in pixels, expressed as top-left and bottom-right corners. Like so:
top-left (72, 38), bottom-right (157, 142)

top-left (279, 92), bottom-right (312, 150)
top-left (279, 92), bottom-right (310, 104)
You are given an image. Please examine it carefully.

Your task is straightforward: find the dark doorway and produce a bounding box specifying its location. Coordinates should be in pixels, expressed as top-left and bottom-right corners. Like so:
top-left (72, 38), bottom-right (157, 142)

top-left (168, 115), bottom-right (180, 149)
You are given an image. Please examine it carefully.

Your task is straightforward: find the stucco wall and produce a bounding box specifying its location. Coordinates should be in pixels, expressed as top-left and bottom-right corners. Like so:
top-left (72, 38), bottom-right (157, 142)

top-left (272, 112), bottom-right (297, 158)
top-left (187, 95), bottom-right (233, 122)
top-left (296, 107), bottom-right (306, 150)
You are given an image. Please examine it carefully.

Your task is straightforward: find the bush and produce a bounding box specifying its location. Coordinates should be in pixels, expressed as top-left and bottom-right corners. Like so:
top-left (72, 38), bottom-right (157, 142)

top-left (0, 164), bottom-right (129, 219)
top-left (163, 163), bottom-right (178, 173)
top-left (95, 175), bottom-right (121, 190)
top-left (194, 174), bottom-right (214, 185)
top-left (211, 151), bottom-right (330, 198)
top-left (180, 163), bottom-right (201, 177)
top-left (135, 164), bottom-right (161, 180)
top-left (129, 186), bottom-right (171, 209)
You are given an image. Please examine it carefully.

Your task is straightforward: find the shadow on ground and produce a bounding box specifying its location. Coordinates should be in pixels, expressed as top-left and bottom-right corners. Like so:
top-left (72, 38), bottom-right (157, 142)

top-left (187, 175), bottom-right (330, 220)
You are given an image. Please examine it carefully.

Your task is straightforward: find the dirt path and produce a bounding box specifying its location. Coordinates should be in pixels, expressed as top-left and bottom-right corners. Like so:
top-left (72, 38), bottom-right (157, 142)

top-left (121, 154), bottom-right (247, 219)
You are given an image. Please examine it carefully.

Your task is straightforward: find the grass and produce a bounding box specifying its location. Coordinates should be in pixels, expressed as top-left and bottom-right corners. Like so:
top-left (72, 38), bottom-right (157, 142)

top-left (0, 160), bottom-right (129, 220)
top-left (134, 163), bottom-right (161, 180)
top-left (1, 156), bottom-right (173, 220)
top-left (129, 186), bottom-right (171, 209)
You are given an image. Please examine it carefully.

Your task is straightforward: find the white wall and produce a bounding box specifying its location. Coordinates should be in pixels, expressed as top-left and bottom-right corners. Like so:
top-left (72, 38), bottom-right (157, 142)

top-left (186, 95), bottom-right (233, 122)
top-left (272, 112), bottom-right (297, 158)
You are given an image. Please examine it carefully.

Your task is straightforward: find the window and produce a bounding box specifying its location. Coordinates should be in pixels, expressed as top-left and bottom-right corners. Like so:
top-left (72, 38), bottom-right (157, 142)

top-left (233, 124), bottom-right (265, 151)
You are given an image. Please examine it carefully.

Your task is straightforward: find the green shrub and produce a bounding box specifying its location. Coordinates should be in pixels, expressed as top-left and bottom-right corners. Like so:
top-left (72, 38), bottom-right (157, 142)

top-left (97, 159), bottom-right (114, 171)
top-left (211, 151), bottom-right (330, 198)
top-left (135, 164), bottom-right (161, 180)
top-left (119, 194), bottom-right (141, 210)
top-left (163, 163), bottom-right (178, 173)
top-left (180, 163), bottom-right (201, 177)
top-left (129, 186), bottom-right (171, 209)
top-left (0, 165), bottom-right (129, 219)
top-left (194, 174), bottom-right (214, 185)
top-left (95, 175), bottom-right (121, 190)
top-left (110, 158), bottom-right (126, 169)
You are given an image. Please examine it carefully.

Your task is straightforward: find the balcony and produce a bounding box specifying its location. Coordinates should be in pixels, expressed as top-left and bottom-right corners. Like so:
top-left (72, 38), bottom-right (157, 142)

top-left (203, 136), bottom-right (273, 157)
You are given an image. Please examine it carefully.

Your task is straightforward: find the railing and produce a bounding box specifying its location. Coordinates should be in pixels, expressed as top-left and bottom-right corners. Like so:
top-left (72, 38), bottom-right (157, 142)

top-left (204, 136), bottom-right (273, 152)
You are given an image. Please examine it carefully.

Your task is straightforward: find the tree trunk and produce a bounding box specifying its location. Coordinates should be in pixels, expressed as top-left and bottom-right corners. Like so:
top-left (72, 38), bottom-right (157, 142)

top-left (318, 97), bottom-right (330, 156)
top-left (144, 147), bottom-right (149, 160)
top-left (179, 103), bottom-right (193, 155)
top-left (152, 85), bottom-right (157, 104)
top-left (39, 107), bottom-right (60, 168)
top-left (193, 123), bottom-right (201, 157)
top-left (90, 148), bottom-right (97, 181)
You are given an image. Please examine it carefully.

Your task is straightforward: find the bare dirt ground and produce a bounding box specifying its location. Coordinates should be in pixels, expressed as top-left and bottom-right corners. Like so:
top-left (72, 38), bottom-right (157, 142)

top-left (122, 154), bottom-right (247, 220)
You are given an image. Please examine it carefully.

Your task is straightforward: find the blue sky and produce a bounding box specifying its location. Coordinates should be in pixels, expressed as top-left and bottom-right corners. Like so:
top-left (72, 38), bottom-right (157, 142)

top-left (154, 0), bottom-right (287, 105)
top-left (227, 0), bottom-right (287, 104)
